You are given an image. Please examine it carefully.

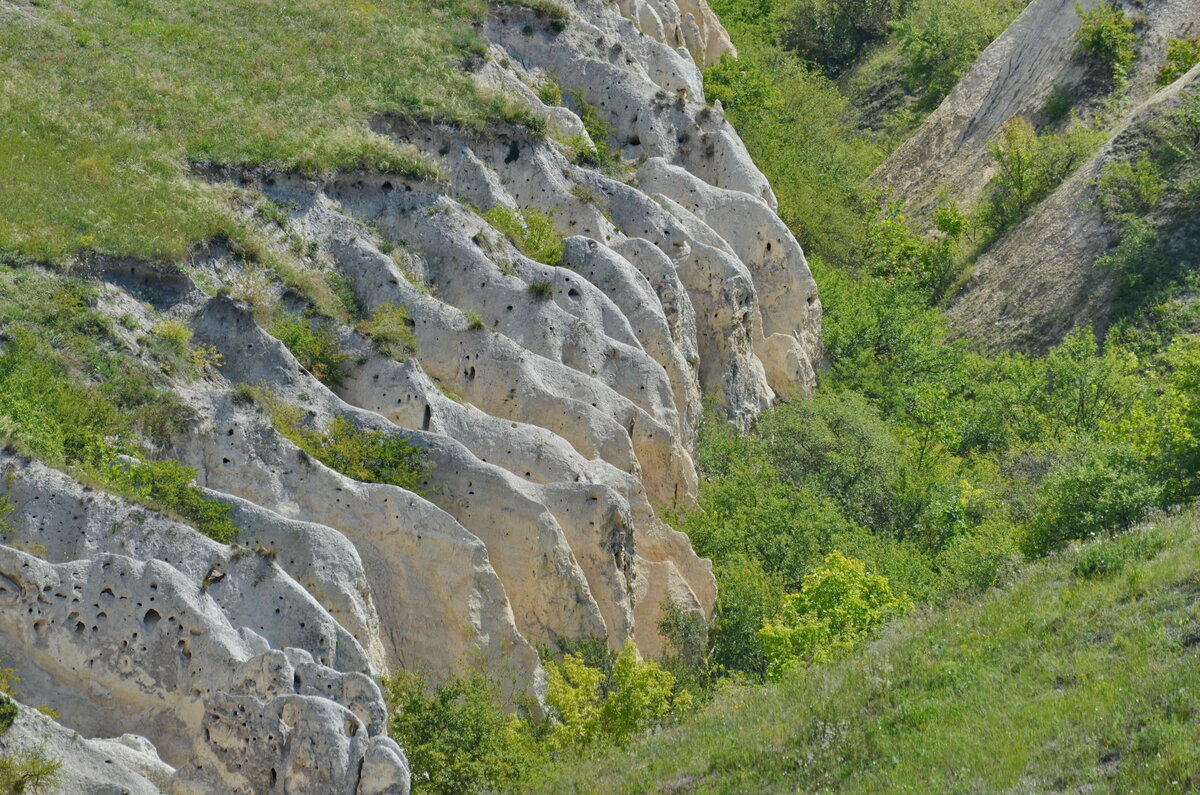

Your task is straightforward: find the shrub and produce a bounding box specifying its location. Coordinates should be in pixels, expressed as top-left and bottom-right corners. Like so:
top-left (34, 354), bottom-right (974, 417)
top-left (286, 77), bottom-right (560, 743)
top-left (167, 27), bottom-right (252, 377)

top-left (1024, 445), bottom-right (1162, 555)
top-left (255, 391), bottom-right (425, 494)
top-left (934, 520), bottom-right (1022, 595)
top-left (979, 116), bottom-right (1102, 237)
top-left (325, 272), bottom-right (360, 317)
top-left (1071, 527), bottom-right (1166, 579)
top-left (562, 88), bottom-right (618, 170)
top-left (892, 0), bottom-right (1014, 108)
top-left (270, 311), bottom-right (352, 386)
top-left (0, 746), bottom-right (61, 795)
top-left (1074, 1), bottom-right (1136, 86)
top-left (545, 639), bottom-right (689, 749)
top-left (758, 551), bottom-right (911, 679)
top-left (755, 391), bottom-right (903, 532)
top-left (1157, 37), bottom-right (1200, 86)
top-left (778, 0), bottom-right (900, 75)
top-left (1041, 84), bottom-right (1074, 122)
top-left (383, 670), bottom-right (536, 795)
top-left (94, 452), bottom-right (239, 543)
top-left (529, 279), bottom-right (554, 297)
top-left (861, 199), bottom-right (966, 301)
top-left (708, 558), bottom-right (787, 677)
top-left (481, 205), bottom-right (565, 267)
top-left (358, 303), bottom-right (417, 359)
top-left (536, 76), bottom-right (563, 106)
top-left (1094, 151), bottom-right (1164, 218)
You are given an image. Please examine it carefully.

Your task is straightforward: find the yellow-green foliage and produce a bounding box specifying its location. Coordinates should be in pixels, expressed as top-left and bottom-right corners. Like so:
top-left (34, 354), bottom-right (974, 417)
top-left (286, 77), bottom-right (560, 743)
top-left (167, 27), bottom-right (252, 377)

top-left (979, 115), bottom-right (1104, 237)
top-left (145, 320), bottom-right (223, 378)
top-left (530, 513), bottom-right (1200, 793)
top-left (480, 205), bottom-right (565, 267)
top-left (383, 669), bottom-right (537, 794)
top-left (1157, 37), bottom-right (1200, 86)
top-left (254, 390), bottom-right (424, 494)
top-left (545, 639), bottom-right (690, 750)
top-left (269, 312), bottom-right (352, 386)
top-left (758, 551), bottom-right (911, 679)
top-left (1074, 1), bottom-right (1137, 85)
top-left (0, 0), bottom-right (538, 263)
top-left (358, 303), bottom-right (418, 359)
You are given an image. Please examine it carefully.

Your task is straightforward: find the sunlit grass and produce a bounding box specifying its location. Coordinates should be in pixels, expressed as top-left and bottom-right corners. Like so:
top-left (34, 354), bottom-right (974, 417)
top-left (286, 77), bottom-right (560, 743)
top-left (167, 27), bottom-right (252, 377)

top-left (0, 0), bottom-right (534, 262)
top-left (531, 510), bottom-right (1200, 793)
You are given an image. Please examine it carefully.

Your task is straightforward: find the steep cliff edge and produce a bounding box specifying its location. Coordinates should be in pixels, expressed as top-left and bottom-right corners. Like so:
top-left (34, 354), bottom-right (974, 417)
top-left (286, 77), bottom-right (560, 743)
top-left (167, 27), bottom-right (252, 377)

top-left (0, 0), bottom-right (820, 791)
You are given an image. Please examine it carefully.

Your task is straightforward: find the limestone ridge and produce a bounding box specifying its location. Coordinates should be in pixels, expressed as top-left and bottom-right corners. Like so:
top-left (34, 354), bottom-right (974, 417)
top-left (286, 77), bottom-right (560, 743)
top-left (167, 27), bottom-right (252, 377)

top-left (0, 0), bottom-right (821, 790)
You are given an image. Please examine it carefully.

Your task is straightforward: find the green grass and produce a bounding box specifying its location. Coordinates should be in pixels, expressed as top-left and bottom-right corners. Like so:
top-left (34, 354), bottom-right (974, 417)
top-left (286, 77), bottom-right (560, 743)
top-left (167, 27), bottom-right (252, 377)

top-left (530, 509), bottom-right (1200, 792)
top-left (0, 0), bottom-right (538, 263)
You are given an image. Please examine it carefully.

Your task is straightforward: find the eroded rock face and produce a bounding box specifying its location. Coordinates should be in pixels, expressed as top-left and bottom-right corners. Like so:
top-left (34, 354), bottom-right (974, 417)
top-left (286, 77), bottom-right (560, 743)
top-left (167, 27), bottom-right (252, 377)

top-left (0, 0), bottom-right (819, 789)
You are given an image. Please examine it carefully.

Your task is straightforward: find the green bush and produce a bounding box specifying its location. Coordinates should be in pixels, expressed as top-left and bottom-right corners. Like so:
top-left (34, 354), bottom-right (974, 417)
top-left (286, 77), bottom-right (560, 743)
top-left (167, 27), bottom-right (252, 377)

top-left (481, 205), bottom-right (565, 268)
top-left (545, 639), bottom-right (690, 750)
top-left (755, 391), bottom-right (903, 532)
top-left (384, 670), bottom-right (537, 795)
top-left (358, 303), bottom-right (417, 360)
top-left (0, 694), bottom-right (15, 738)
top-left (562, 88), bottom-right (619, 171)
top-left (1025, 445), bottom-right (1162, 555)
top-left (0, 746), bottom-right (60, 795)
top-left (777, 0), bottom-right (900, 75)
top-left (1074, 1), bottom-right (1136, 86)
top-left (861, 200), bottom-right (967, 301)
top-left (269, 311), bottom-right (352, 386)
top-left (93, 452), bottom-right (239, 543)
top-left (255, 391), bottom-right (424, 494)
top-left (1094, 151), bottom-right (1164, 218)
top-left (758, 551), bottom-right (911, 679)
top-left (708, 558), bottom-right (787, 677)
top-left (1071, 527), bottom-right (1166, 578)
top-left (1157, 37), bottom-right (1200, 86)
top-left (979, 116), bottom-right (1103, 237)
top-left (892, 0), bottom-right (1022, 109)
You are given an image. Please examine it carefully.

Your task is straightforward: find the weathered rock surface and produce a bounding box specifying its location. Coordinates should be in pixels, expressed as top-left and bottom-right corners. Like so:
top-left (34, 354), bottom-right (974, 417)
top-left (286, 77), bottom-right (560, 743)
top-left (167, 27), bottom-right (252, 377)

top-left (0, 0), bottom-right (819, 790)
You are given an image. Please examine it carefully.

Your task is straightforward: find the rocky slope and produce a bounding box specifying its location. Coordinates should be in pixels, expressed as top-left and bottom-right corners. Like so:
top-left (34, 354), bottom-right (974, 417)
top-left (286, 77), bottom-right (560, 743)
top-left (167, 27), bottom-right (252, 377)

top-left (873, 0), bottom-right (1200, 351)
top-left (0, 0), bottom-right (821, 791)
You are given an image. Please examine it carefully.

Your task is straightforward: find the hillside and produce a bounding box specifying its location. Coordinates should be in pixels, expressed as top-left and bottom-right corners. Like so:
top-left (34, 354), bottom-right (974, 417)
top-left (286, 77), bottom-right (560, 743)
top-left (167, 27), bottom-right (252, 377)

top-left (532, 508), bottom-right (1200, 793)
top-left (4, 0), bottom-right (1200, 792)
top-left (0, 0), bottom-right (821, 791)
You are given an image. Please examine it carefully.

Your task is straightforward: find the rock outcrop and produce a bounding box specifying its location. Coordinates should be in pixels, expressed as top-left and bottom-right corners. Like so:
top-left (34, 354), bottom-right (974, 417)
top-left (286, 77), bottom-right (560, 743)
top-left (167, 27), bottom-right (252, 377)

top-left (0, 0), bottom-right (820, 790)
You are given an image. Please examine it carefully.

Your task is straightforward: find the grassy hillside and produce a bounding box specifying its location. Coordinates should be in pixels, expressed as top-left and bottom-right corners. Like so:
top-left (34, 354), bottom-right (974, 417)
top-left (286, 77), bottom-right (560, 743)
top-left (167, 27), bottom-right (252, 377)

top-left (0, 0), bottom-right (538, 263)
top-left (532, 508), bottom-right (1200, 793)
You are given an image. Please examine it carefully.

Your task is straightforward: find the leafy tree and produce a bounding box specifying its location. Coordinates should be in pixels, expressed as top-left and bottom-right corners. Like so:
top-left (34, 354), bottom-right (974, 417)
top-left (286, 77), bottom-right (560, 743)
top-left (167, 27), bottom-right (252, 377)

top-left (756, 391), bottom-right (903, 532)
top-left (1074, 1), bottom-right (1136, 86)
top-left (778, 0), bottom-right (900, 75)
top-left (384, 670), bottom-right (536, 794)
top-left (979, 116), bottom-right (1101, 237)
top-left (759, 551), bottom-right (911, 679)
top-left (544, 640), bottom-right (689, 749)
top-left (1157, 37), bottom-right (1200, 86)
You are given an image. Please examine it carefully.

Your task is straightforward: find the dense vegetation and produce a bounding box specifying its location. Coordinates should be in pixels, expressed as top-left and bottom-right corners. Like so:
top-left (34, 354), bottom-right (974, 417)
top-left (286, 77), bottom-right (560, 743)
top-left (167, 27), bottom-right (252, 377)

top-left (533, 510), bottom-right (1200, 792)
top-left (1, 0), bottom-right (1196, 790)
top-left (454, 1), bottom-right (1200, 791)
top-left (0, 267), bottom-right (238, 543)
